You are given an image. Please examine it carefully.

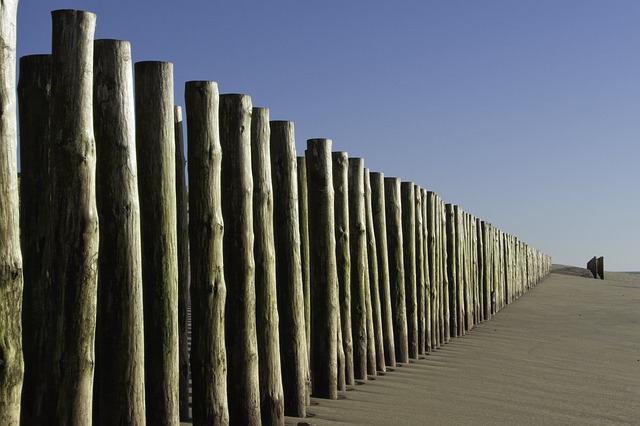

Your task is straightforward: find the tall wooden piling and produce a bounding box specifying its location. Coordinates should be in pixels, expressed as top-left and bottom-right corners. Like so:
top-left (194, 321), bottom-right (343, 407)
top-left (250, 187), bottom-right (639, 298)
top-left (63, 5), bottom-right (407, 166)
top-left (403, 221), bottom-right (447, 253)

top-left (135, 60), bottom-right (180, 424)
top-left (174, 105), bottom-right (191, 422)
top-left (348, 158), bottom-right (369, 379)
top-left (306, 139), bottom-right (339, 399)
top-left (401, 182), bottom-right (418, 359)
top-left (364, 169), bottom-right (386, 372)
top-left (251, 108), bottom-right (285, 426)
top-left (445, 204), bottom-right (458, 338)
top-left (385, 177), bottom-right (409, 364)
top-left (332, 151), bottom-right (354, 385)
top-left (48, 10), bottom-right (99, 424)
top-left (414, 186), bottom-right (426, 355)
top-left (271, 122), bottom-right (309, 417)
top-left (220, 94), bottom-right (261, 425)
top-left (370, 172), bottom-right (396, 367)
top-left (0, 2), bottom-right (21, 423)
top-left (18, 54), bottom-right (51, 425)
top-left (93, 39), bottom-right (146, 425)
top-left (185, 80), bottom-right (229, 426)
top-left (425, 192), bottom-right (438, 349)
top-left (297, 157), bottom-right (312, 360)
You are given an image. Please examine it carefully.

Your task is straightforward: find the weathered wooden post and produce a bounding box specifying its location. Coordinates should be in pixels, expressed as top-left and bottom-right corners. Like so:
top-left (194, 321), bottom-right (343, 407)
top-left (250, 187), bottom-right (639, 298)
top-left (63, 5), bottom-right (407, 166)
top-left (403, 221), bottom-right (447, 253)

top-left (401, 182), bottom-right (418, 360)
top-left (135, 60), bottom-right (179, 425)
top-left (297, 156), bottom-right (312, 360)
top-left (271, 123), bottom-right (309, 417)
top-left (332, 151), bottom-right (354, 385)
top-left (251, 108), bottom-right (285, 426)
top-left (306, 139), bottom-right (339, 399)
top-left (370, 172), bottom-right (396, 367)
top-left (48, 10), bottom-right (99, 424)
top-left (414, 186), bottom-right (426, 355)
top-left (420, 188), bottom-right (431, 352)
top-left (385, 177), bottom-right (409, 364)
top-left (93, 39), bottom-right (146, 425)
top-left (441, 197), bottom-right (450, 343)
top-left (174, 105), bottom-right (191, 422)
top-left (220, 94), bottom-right (261, 425)
top-left (348, 158), bottom-right (369, 379)
top-left (185, 80), bottom-right (229, 425)
top-left (364, 169), bottom-right (386, 372)
top-left (425, 191), bottom-right (438, 349)
top-left (1, 1), bottom-right (22, 422)
top-left (18, 54), bottom-right (51, 425)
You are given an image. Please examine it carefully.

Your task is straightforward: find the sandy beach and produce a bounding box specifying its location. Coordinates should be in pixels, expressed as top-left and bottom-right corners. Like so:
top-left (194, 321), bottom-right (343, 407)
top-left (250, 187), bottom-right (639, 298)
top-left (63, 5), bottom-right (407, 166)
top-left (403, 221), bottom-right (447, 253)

top-left (287, 266), bottom-right (640, 425)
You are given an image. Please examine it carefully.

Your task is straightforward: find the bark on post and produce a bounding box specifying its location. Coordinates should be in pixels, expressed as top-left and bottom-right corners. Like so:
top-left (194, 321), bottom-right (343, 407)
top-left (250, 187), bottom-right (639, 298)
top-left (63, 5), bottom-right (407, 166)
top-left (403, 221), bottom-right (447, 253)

top-left (414, 186), bottom-right (426, 355)
top-left (185, 81), bottom-right (229, 425)
top-left (332, 151), bottom-right (354, 385)
top-left (348, 158), bottom-right (368, 379)
top-left (370, 172), bottom-right (396, 367)
top-left (445, 204), bottom-right (458, 338)
top-left (219, 94), bottom-right (261, 425)
top-left (251, 108), bottom-right (285, 426)
top-left (18, 54), bottom-right (51, 425)
top-left (0, 1), bottom-right (22, 423)
top-left (296, 156), bottom-right (311, 361)
top-left (305, 139), bottom-right (338, 399)
top-left (174, 106), bottom-right (191, 422)
top-left (385, 178), bottom-right (408, 364)
top-left (364, 169), bottom-right (386, 372)
top-left (135, 61), bottom-right (179, 425)
top-left (93, 39), bottom-right (146, 425)
top-left (271, 122), bottom-right (309, 417)
top-left (48, 10), bottom-right (99, 424)
top-left (401, 182), bottom-right (418, 360)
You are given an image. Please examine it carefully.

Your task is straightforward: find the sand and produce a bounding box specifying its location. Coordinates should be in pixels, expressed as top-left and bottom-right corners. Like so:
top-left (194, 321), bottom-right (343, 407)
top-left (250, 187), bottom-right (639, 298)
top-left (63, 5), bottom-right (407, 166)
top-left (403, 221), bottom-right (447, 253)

top-left (287, 266), bottom-right (640, 425)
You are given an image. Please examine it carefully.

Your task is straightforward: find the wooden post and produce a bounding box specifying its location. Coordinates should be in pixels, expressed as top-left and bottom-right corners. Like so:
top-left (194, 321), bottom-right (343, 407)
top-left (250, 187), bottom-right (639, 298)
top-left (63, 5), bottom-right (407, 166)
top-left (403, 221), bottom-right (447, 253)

top-left (18, 54), bottom-right (51, 425)
top-left (348, 158), bottom-right (369, 379)
top-left (385, 177), bottom-right (409, 364)
top-left (370, 172), bottom-right (396, 367)
top-left (364, 169), bottom-right (386, 372)
top-left (445, 204), bottom-right (458, 338)
top-left (93, 39), bottom-right (146, 425)
top-left (297, 156), bottom-right (311, 361)
top-left (174, 105), bottom-right (191, 422)
top-left (271, 123), bottom-right (309, 416)
top-left (48, 10), bottom-right (99, 424)
top-left (332, 151), bottom-right (354, 385)
top-left (306, 139), bottom-right (338, 399)
top-left (220, 94), bottom-right (261, 425)
top-left (401, 182), bottom-right (418, 360)
top-left (421, 188), bottom-right (431, 352)
top-left (414, 185), bottom-right (426, 355)
top-left (425, 192), bottom-right (438, 349)
top-left (135, 60), bottom-right (179, 425)
top-left (251, 108), bottom-right (285, 426)
top-left (185, 81), bottom-right (229, 425)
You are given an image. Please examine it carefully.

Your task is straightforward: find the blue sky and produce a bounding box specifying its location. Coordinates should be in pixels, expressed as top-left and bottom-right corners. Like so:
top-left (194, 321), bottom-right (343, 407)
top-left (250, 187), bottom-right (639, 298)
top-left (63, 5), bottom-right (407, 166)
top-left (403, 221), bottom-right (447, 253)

top-left (17, 1), bottom-right (640, 271)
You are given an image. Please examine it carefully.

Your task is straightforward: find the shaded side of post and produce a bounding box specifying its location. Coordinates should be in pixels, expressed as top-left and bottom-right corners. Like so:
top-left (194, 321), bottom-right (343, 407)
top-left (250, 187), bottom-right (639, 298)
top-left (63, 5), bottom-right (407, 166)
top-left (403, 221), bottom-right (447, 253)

top-left (18, 54), bottom-right (51, 425)
top-left (220, 94), bottom-right (261, 425)
top-left (306, 139), bottom-right (338, 399)
top-left (174, 105), bottom-right (191, 422)
top-left (414, 186), bottom-right (426, 355)
top-left (93, 39), bottom-right (146, 426)
top-left (251, 108), bottom-right (285, 426)
top-left (445, 204), bottom-right (458, 338)
top-left (271, 122), bottom-right (309, 417)
top-left (401, 182), bottom-right (418, 359)
top-left (48, 10), bottom-right (99, 424)
top-left (135, 60), bottom-right (179, 425)
top-left (185, 81), bottom-right (229, 425)
top-left (296, 156), bottom-right (312, 362)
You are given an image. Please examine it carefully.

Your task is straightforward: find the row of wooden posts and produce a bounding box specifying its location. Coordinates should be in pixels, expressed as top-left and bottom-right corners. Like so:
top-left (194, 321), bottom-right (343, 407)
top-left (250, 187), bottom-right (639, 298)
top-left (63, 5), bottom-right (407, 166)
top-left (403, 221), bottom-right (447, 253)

top-left (0, 7), bottom-right (552, 426)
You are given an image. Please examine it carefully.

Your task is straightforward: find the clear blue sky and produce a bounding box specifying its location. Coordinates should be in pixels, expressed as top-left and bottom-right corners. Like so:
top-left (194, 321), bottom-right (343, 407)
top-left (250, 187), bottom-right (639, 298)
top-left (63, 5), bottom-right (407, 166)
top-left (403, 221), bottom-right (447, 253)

top-left (17, 1), bottom-right (640, 271)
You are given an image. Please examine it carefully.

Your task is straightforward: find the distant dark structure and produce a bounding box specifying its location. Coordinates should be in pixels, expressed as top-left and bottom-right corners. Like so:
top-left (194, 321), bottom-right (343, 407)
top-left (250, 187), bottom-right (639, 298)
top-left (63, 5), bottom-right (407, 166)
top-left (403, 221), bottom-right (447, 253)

top-left (587, 256), bottom-right (604, 280)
